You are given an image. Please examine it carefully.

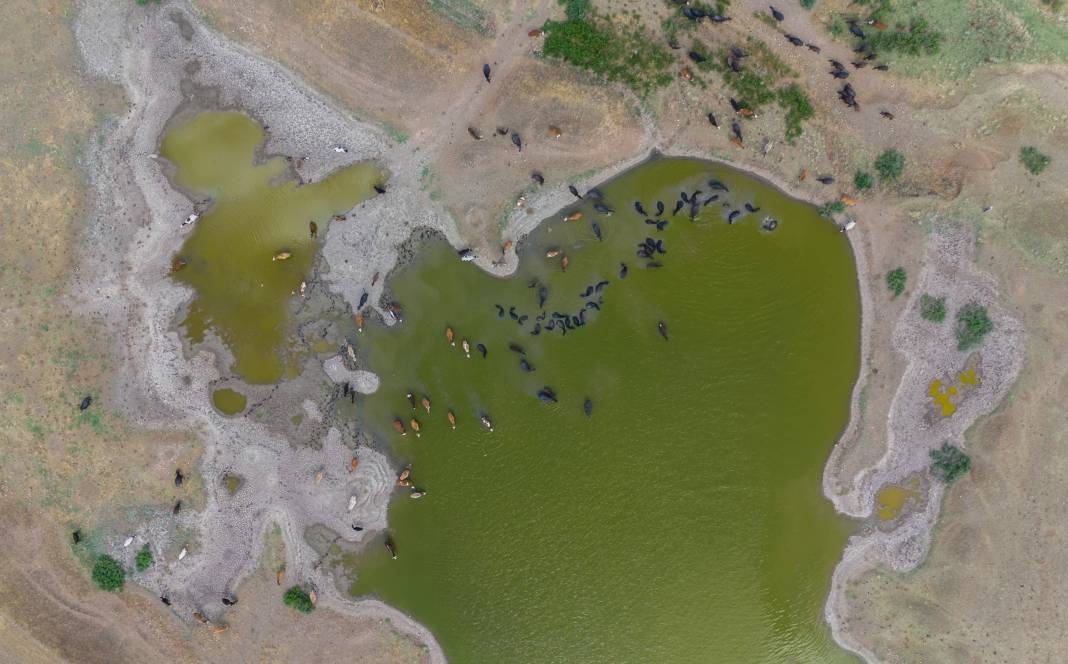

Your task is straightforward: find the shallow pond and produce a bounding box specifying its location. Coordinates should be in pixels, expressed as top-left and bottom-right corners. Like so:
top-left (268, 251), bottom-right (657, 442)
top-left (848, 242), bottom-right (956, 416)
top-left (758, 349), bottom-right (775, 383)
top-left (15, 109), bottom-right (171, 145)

top-left (211, 387), bottom-right (247, 415)
top-left (348, 157), bottom-right (861, 663)
top-left (162, 111), bottom-right (382, 383)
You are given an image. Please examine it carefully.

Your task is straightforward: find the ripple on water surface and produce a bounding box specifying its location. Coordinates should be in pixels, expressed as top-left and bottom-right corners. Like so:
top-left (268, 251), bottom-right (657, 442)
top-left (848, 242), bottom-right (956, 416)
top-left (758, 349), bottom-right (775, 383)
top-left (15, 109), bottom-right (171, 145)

top-left (349, 157), bottom-right (861, 663)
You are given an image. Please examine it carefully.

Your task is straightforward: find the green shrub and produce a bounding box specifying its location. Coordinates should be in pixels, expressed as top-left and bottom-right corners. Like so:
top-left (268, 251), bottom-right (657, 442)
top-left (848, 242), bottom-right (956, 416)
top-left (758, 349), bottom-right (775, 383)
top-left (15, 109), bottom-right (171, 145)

top-left (283, 586), bottom-right (315, 613)
top-left (777, 84), bottom-right (814, 143)
top-left (854, 170), bottom-right (873, 191)
top-left (561, 0), bottom-right (592, 21)
top-left (886, 267), bottom-right (906, 297)
top-left (92, 555), bottom-right (125, 592)
top-left (135, 544), bottom-right (154, 572)
top-left (800, 0), bottom-right (816, 8)
top-left (955, 302), bottom-right (993, 350)
top-left (1019, 147), bottom-right (1051, 175)
top-left (818, 200), bottom-right (846, 217)
top-left (874, 149), bottom-right (905, 181)
top-left (918, 294), bottom-right (947, 322)
top-left (930, 443), bottom-right (971, 484)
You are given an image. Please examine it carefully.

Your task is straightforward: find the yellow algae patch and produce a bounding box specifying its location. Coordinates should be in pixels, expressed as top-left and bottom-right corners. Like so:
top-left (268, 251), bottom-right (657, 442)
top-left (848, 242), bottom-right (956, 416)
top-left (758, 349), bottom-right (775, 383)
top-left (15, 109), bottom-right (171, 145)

top-left (929, 379), bottom-right (957, 416)
top-left (928, 367), bottom-right (981, 417)
top-left (876, 480), bottom-right (923, 521)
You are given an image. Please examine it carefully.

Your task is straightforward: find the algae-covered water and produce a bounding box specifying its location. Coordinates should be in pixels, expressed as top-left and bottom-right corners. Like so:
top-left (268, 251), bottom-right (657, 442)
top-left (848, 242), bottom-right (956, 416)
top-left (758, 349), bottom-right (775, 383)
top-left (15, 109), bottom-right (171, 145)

top-left (349, 157), bottom-right (861, 663)
top-left (161, 111), bottom-right (381, 383)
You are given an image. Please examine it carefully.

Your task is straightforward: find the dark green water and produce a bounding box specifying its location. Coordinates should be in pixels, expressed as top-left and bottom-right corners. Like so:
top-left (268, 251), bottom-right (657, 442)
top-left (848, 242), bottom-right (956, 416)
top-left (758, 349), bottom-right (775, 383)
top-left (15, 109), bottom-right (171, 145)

top-left (349, 157), bottom-right (860, 663)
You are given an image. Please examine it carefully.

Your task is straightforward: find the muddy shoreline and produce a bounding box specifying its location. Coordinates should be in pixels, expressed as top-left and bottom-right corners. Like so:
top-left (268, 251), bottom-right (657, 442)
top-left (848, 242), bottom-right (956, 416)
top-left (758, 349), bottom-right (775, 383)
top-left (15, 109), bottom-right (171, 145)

top-left (69, 1), bottom-right (1025, 662)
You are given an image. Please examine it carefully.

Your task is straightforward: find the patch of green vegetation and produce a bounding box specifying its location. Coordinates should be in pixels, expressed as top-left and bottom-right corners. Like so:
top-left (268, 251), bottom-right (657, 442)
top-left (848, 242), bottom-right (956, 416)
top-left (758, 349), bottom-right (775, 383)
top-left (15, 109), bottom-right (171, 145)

top-left (886, 267), bottom-right (906, 297)
top-left (26, 418), bottom-right (44, 438)
top-left (429, 0), bottom-right (494, 36)
top-left (776, 84), bottom-right (814, 143)
top-left (92, 555), bottom-right (125, 592)
top-left (854, 170), bottom-right (873, 191)
top-left (955, 302), bottom-right (993, 350)
top-left (135, 0), bottom-right (160, 5)
top-left (1041, 0), bottom-right (1064, 10)
top-left (1019, 146), bottom-right (1051, 175)
top-left (929, 442), bottom-right (971, 484)
top-left (800, 0), bottom-right (816, 8)
top-left (283, 585), bottom-right (315, 613)
top-left (868, 16), bottom-right (942, 55)
top-left (918, 294), bottom-right (947, 322)
top-left (560, 0), bottom-right (591, 21)
top-left (542, 8), bottom-right (673, 96)
top-left (818, 200), bottom-right (846, 217)
top-left (832, 0), bottom-right (1068, 79)
top-left (380, 122), bottom-right (409, 145)
top-left (135, 543), bottom-right (154, 572)
top-left (874, 149), bottom-right (905, 182)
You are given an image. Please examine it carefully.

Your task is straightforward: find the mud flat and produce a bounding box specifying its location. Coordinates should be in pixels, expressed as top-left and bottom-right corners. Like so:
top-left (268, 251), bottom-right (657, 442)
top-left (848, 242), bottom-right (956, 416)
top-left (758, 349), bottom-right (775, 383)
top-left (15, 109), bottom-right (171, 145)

top-left (72, 0), bottom-right (451, 658)
top-left (822, 222), bottom-right (1024, 662)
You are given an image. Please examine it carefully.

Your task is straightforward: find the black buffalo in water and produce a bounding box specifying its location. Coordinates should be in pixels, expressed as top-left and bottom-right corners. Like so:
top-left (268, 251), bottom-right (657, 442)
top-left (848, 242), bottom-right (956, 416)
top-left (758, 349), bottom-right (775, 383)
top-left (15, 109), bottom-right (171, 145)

top-left (591, 222), bottom-right (603, 240)
top-left (538, 286), bottom-right (549, 308)
top-left (657, 321), bottom-right (670, 340)
top-left (477, 343), bottom-right (488, 358)
top-left (594, 204), bottom-right (613, 216)
top-left (586, 187), bottom-right (604, 200)
top-left (672, 200), bottom-right (685, 216)
top-left (728, 210), bottom-right (741, 224)
top-left (619, 263), bottom-right (628, 279)
top-left (495, 304), bottom-right (504, 318)
top-left (358, 291), bottom-right (369, 309)
top-left (708, 179), bottom-right (728, 192)
top-left (509, 342), bottom-right (525, 354)
top-left (634, 201), bottom-right (647, 215)
top-left (656, 200), bottom-right (665, 215)
top-left (509, 306), bottom-right (519, 321)
top-left (583, 398), bottom-right (593, 417)
top-left (537, 387), bottom-right (558, 404)
top-left (520, 358), bottom-right (534, 372)
top-left (745, 202), bottom-right (760, 213)
top-left (595, 280), bottom-right (609, 292)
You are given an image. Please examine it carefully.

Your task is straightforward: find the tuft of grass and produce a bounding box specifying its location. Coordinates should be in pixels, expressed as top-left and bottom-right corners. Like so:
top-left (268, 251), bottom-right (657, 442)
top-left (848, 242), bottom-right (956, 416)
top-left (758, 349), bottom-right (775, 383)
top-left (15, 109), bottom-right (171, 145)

top-left (542, 10), bottom-right (673, 96)
top-left (135, 543), bottom-right (154, 572)
top-left (854, 170), bottom-right (873, 191)
top-left (919, 294), bottom-right (947, 322)
top-left (800, 0), bottom-right (816, 8)
top-left (283, 586), bottom-right (315, 613)
top-left (1019, 146), bottom-right (1051, 175)
top-left (955, 302), bottom-right (993, 350)
top-left (886, 267), bottom-right (907, 297)
top-left (874, 149), bottom-right (905, 181)
top-left (930, 442), bottom-right (971, 484)
top-left (92, 555), bottom-right (125, 592)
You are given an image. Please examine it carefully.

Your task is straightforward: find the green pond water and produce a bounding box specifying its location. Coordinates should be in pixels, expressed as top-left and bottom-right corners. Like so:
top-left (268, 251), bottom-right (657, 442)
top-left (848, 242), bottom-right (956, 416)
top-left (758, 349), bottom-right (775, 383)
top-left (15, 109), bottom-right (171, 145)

top-left (161, 111), bottom-right (382, 384)
top-left (211, 387), bottom-right (247, 415)
top-left (348, 157), bottom-right (861, 663)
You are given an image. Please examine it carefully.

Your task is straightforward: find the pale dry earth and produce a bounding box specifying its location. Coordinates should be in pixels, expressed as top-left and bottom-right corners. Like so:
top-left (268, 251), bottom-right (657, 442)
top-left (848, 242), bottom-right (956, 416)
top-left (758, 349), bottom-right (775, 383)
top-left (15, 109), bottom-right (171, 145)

top-left (0, 0), bottom-right (1065, 662)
